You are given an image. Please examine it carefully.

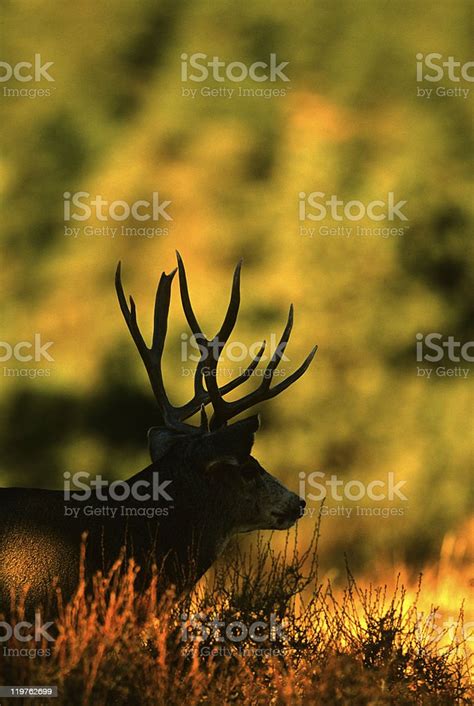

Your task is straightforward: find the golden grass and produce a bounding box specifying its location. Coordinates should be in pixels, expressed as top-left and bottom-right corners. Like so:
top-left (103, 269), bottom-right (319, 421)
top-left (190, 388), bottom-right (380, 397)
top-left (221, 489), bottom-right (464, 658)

top-left (0, 525), bottom-right (472, 705)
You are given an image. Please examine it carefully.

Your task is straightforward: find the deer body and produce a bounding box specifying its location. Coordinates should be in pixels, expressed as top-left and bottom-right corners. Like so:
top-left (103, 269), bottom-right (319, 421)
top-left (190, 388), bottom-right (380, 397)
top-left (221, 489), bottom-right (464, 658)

top-left (0, 254), bottom-right (315, 615)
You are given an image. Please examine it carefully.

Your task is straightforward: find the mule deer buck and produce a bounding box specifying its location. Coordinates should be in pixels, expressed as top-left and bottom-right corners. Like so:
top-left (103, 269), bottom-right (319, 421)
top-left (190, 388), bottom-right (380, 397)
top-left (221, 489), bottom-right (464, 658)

top-left (0, 253), bottom-right (316, 615)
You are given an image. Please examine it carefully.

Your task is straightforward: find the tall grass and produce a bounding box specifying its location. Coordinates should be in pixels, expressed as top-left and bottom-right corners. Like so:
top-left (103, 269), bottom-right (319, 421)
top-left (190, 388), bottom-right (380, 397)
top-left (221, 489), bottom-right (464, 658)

top-left (0, 526), bottom-right (472, 705)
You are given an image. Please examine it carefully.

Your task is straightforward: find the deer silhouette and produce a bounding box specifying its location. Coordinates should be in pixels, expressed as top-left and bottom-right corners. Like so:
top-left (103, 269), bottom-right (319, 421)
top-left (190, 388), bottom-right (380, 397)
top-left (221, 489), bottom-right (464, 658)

top-left (0, 253), bottom-right (316, 615)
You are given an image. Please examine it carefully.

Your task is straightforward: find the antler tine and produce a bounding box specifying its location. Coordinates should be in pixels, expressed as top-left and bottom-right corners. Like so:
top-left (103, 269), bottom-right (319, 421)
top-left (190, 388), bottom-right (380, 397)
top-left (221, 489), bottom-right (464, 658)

top-left (217, 259), bottom-right (242, 342)
top-left (199, 404), bottom-right (209, 431)
top-left (152, 267), bottom-right (178, 357)
top-left (208, 301), bottom-right (317, 431)
top-left (176, 251), bottom-right (242, 345)
top-left (176, 251), bottom-right (201, 336)
top-left (175, 251), bottom-right (246, 422)
top-left (267, 343), bottom-right (318, 396)
top-left (175, 251), bottom-right (210, 414)
top-left (115, 262), bottom-right (149, 363)
top-left (202, 258), bottom-right (243, 421)
top-left (175, 340), bottom-right (267, 421)
top-left (219, 340), bottom-right (266, 396)
top-left (209, 344), bottom-right (318, 430)
top-left (176, 341), bottom-right (266, 421)
top-left (262, 304), bottom-right (294, 388)
top-left (116, 262), bottom-right (191, 431)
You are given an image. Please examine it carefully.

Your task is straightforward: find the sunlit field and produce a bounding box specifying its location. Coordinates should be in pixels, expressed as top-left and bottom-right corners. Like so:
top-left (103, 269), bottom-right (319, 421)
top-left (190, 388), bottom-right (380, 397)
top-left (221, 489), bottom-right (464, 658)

top-left (1, 517), bottom-right (472, 705)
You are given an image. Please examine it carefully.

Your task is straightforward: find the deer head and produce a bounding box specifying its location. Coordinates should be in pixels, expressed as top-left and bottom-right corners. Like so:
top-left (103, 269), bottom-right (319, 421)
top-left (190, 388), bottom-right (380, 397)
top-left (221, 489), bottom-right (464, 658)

top-left (115, 252), bottom-right (317, 554)
top-left (0, 254), bottom-right (317, 615)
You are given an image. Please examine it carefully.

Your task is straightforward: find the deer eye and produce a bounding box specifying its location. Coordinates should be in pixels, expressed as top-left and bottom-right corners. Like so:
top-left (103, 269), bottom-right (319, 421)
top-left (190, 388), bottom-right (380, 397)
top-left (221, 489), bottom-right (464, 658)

top-left (205, 457), bottom-right (240, 473)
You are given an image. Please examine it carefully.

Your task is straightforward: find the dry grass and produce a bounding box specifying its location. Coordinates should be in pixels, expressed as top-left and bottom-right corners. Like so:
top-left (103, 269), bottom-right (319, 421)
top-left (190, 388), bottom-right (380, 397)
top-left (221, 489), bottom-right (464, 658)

top-left (0, 526), bottom-right (472, 706)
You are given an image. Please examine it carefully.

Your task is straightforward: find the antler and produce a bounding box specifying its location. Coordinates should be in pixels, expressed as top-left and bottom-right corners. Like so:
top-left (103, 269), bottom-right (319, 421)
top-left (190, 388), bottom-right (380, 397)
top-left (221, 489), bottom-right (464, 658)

top-left (115, 262), bottom-right (190, 431)
top-left (176, 253), bottom-right (317, 430)
top-left (116, 252), bottom-right (317, 432)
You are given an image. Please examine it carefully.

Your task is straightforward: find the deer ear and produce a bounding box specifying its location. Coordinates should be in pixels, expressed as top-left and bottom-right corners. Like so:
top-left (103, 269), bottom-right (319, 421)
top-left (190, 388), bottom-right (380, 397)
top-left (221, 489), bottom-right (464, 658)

top-left (200, 414), bottom-right (260, 470)
top-left (238, 413), bottom-right (261, 433)
top-left (148, 427), bottom-right (184, 462)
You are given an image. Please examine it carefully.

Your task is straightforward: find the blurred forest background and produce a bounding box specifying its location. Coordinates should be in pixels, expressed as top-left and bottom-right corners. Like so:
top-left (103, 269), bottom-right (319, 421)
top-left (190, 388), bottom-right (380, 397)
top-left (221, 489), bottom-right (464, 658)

top-left (0, 0), bottom-right (472, 578)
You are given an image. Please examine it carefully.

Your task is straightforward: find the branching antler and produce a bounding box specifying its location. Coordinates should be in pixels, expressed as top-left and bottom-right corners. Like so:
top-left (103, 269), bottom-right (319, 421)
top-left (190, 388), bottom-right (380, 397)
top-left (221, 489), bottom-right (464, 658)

top-left (116, 252), bottom-right (317, 432)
